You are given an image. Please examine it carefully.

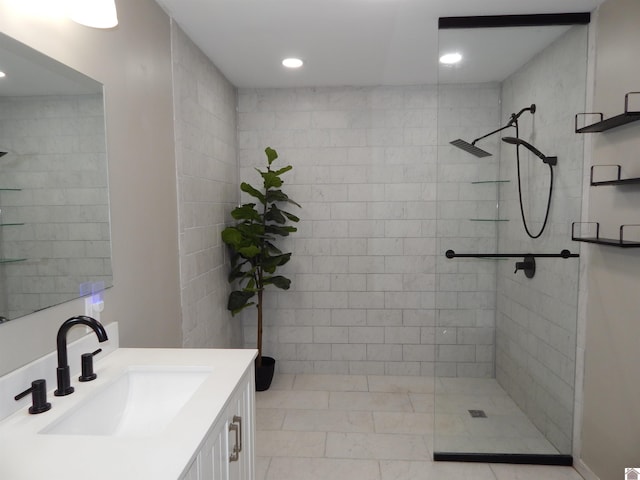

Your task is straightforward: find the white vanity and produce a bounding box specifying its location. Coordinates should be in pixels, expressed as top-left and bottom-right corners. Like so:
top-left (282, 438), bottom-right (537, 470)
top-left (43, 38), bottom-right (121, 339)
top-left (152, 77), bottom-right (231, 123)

top-left (0, 346), bottom-right (256, 480)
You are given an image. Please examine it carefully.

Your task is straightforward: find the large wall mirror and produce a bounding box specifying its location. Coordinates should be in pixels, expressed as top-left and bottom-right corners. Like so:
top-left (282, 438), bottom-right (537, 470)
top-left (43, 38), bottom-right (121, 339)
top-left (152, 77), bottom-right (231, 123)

top-left (0, 32), bottom-right (112, 323)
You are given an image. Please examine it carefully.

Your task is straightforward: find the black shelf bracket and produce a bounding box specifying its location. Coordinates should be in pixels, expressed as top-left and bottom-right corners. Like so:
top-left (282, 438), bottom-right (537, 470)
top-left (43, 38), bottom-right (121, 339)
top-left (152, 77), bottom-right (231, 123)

top-left (575, 92), bottom-right (640, 133)
top-left (590, 165), bottom-right (640, 186)
top-left (572, 222), bottom-right (640, 248)
top-left (445, 249), bottom-right (579, 279)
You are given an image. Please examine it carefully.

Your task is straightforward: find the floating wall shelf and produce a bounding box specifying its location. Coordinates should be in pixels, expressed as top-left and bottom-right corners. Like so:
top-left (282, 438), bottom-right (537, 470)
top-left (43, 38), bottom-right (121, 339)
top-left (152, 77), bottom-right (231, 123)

top-left (469, 219), bottom-right (509, 222)
top-left (471, 180), bottom-right (511, 184)
top-left (575, 92), bottom-right (640, 133)
top-left (0, 188), bottom-right (21, 192)
top-left (589, 165), bottom-right (640, 186)
top-left (0, 258), bottom-right (27, 264)
top-left (571, 222), bottom-right (640, 248)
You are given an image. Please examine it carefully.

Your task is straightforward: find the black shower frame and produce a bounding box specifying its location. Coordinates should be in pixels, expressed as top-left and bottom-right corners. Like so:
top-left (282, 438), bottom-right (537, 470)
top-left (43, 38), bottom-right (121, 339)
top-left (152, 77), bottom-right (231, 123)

top-left (434, 11), bottom-right (592, 467)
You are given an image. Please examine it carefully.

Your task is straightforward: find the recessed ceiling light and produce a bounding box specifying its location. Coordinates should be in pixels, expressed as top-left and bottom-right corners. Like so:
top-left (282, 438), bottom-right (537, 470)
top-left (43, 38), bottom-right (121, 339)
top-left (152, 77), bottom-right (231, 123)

top-left (0, 71), bottom-right (6, 78)
top-left (282, 58), bottom-right (303, 69)
top-left (439, 52), bottom-right (462, 65)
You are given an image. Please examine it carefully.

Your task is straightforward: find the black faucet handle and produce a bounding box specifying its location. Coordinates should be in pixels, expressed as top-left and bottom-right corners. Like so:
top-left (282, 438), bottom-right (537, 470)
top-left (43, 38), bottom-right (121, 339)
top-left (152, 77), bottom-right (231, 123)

top-left (79, 348), bottom-right (102, 382)
top-left (15, 379), bottom-right (52, 414)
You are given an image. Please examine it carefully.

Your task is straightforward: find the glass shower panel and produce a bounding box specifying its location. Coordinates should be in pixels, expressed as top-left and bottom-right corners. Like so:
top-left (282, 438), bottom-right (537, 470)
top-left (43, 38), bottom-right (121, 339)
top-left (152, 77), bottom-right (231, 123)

top-left (434, 21), bottom-right (587, 463)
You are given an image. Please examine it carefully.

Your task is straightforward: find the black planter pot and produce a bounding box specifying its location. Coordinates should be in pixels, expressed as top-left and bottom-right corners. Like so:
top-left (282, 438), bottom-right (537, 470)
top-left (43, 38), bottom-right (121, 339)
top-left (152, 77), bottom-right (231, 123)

top-left (255, 356), bottom-right (276, 391)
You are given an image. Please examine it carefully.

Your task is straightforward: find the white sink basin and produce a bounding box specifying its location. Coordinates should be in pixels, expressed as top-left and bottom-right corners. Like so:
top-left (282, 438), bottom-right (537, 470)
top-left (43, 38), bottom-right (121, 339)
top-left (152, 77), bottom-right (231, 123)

top-left (41, 366), bottom-right (212, 437)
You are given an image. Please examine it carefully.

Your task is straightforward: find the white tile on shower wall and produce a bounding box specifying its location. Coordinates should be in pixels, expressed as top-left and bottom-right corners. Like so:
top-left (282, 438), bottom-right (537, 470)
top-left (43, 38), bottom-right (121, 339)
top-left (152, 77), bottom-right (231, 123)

top-left (237, 84), bottom-right (499, 376)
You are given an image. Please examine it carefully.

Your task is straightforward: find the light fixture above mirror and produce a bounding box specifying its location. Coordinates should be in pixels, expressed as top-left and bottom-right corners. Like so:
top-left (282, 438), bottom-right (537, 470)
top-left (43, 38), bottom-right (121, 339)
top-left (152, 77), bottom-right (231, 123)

top-left (68, 0), bottom-right (118, 29)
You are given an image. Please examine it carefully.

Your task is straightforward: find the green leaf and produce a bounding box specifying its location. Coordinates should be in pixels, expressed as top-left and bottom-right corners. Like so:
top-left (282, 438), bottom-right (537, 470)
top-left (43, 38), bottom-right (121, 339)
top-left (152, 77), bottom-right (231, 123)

top-left (266, 190), bottom-right (289, 203)
top-left (266, 225), bottom-right (297, 236)
top-left (273, 165), bottom-right (292, 176)
top-left (261, 171), bottom-right (283, 190)
top-left (227, 290), bottom-right (255, 314)
top-left (240, 183), bottom-right (265, 204)
top-left (221, 227), bottom-right (243, 248)
top-left (237, 245), bottom-right (261, 258)
top-left (264, 275), bottom-right (291, 290)
top-left (231, 204), bottom-right (261, 222)
top-left (265, 147), bottom-right (278, 165)
top-left (282, 211), bottom-right (300, 223)
top-left (265, 205), bottom-right (286, 224)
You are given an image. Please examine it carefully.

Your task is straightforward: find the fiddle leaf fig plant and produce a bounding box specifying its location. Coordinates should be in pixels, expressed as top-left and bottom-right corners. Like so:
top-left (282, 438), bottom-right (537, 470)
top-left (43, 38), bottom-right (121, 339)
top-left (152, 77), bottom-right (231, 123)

top-left (221, 147), bottom-right (300, 366)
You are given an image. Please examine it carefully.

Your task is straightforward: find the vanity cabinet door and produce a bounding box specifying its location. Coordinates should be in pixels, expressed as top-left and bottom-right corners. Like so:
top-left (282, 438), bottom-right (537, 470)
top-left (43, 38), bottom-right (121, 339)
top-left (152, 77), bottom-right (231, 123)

top-left (227, 369), bottom-right (255, 480)
top-left (183, 365), bottom-right (255, 480)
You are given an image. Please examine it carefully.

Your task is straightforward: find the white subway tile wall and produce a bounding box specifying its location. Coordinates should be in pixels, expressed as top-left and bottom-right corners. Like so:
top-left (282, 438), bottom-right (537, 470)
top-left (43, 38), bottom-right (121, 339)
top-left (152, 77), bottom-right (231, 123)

top-left (237, 84), bottom-right (500, 376)
top-left (171, 23), bottom-right (242, 348)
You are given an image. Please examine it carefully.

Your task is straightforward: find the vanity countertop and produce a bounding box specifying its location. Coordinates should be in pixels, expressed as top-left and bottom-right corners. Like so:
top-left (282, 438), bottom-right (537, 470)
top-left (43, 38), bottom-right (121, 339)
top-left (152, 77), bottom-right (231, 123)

top-left (0, 348), bottom-right (257, 480)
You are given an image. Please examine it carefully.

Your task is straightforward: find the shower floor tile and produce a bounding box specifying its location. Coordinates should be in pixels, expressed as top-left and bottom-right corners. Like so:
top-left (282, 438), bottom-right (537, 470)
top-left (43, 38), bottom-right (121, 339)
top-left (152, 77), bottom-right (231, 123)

top-left (255, 374), bottom-right (583, 480)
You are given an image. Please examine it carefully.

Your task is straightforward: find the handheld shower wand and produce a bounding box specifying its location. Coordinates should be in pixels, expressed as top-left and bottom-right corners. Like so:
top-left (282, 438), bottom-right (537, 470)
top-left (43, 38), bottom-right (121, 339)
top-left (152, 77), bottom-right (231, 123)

top-left (501, 137), bottom-right (557, 165)
top-left (501, 135), bottom-right (557, 239)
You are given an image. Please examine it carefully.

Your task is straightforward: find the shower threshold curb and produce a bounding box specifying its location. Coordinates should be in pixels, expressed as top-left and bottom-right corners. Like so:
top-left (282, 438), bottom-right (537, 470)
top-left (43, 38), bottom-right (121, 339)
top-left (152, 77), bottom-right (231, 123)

top-left (433, 452), bottom-right (573, 466)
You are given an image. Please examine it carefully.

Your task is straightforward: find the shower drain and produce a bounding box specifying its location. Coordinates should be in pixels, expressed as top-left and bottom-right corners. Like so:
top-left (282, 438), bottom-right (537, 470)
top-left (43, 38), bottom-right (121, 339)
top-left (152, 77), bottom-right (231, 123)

top-left (468, 409), bottom-right (487, 418)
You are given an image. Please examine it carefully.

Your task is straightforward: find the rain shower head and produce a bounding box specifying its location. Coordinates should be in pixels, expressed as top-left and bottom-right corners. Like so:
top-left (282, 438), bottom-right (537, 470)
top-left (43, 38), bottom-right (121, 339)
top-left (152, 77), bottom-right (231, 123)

top-left (449, 139), bottom-right (492, 158)
top-left (501, 137), bottom-right (557, 166)
top-left (449, 104), bottom-right (537, 159)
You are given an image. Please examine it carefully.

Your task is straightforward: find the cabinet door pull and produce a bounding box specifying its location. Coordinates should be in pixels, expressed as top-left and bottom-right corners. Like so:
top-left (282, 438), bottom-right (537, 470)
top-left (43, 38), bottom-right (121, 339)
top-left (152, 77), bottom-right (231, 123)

top-left (233, 415), bottom-right (243, 453)
top-left (229, 421), bottom-right (240, 462)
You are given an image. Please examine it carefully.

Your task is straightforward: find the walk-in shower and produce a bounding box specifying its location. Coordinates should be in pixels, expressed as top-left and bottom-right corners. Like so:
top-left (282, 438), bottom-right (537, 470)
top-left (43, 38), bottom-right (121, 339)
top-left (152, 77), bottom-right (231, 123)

top-left (436, 13), bottom-right (589, 465)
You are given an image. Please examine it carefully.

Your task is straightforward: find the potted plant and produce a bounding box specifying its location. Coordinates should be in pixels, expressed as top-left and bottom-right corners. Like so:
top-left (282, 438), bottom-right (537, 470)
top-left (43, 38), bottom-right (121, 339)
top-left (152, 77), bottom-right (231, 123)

top-left (221, 147), bottom-right (300, 391)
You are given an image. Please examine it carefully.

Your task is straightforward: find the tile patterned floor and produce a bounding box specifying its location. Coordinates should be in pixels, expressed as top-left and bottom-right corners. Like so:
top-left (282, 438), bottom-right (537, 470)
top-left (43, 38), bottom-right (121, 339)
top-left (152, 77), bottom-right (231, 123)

top-left (255, 374), bottom-right (584, 480)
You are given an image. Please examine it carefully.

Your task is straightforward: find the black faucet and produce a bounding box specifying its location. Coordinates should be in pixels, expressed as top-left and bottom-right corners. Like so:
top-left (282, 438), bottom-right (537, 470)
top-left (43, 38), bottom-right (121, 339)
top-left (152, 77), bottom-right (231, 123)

top-left (55, 315), bottom-right (108, 396)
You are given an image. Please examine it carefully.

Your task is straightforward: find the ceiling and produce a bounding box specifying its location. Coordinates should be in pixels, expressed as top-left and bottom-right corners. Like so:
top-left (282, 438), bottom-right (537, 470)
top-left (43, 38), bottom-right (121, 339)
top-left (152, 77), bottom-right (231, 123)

top-left (0, 32), bottom-right (102, 96)
top-left (154, 0), bottom-right (605, 89)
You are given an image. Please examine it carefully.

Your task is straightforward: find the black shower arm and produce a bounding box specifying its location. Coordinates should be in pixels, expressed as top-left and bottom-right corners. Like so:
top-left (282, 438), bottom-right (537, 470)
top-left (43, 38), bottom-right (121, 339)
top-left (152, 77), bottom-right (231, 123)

top-left (471, 104), bottom-right (536, 145)
top-left (471, 123), bottom-right (514, 145)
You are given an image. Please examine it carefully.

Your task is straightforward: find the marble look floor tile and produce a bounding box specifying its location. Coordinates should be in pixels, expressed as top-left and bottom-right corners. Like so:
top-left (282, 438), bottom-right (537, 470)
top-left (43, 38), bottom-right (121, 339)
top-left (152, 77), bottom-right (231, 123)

top-left (437, 377), bottom-right (505, 395)
top-left (380, 460), bottom-right (498, 480)
top-left (266, 457), bottom-right (381, 480)
top-left (256, 390), bottom-right (329, 410)
top-left (255, 457), bottom-right (271, 480)
top-left (373, 412), bottom-right (434, 434)
top-left (326, 432), bottom-right (430, 461)
top-left (293, 374), bottom-right (368, 391)
top-left (255, 430), bottom-right (327, 457)
top-left (434, 435), bottom-right (556, 455)
top-left (409, 393), bottom-right (435, 412)
top-left (368, 375), bottom-right (435, 393)
top-left (491, 464), bottom-right (585, 480)
top-left (283, 409), bottom-right (374, 432)
top-left (256, 408), bottom-right (286, 431)
top-left (462, 414), bottom-right (546, 439)
top-left (435, 393), bottom-right (513, 415)
top-left (269, 374), bottom-right (295, 390)
top-left (329, 391), bottom-right (414, 412)
top-left (434, 413), bottom-right (466, 435)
